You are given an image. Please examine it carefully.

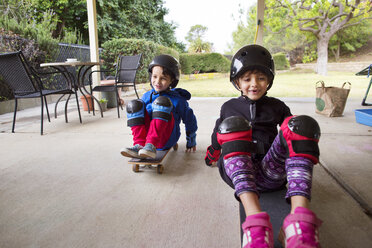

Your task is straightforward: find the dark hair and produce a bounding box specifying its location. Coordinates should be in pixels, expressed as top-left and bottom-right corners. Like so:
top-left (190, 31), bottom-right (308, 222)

top-left (151, 65), bottom-right (175, 81)
top-left (162, 67), bottom-right (175, 81)
top-left (239, 68), bottom-right (271, 79)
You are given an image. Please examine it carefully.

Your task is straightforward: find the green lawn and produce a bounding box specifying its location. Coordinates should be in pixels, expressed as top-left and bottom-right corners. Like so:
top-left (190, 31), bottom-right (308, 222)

top-left (176, 70), bottom-right (370, 99)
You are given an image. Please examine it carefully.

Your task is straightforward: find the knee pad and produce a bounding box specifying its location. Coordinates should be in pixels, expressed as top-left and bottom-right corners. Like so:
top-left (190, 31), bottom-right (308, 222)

top-left (152, 96), bottom-right (173, 122)
top-left (279, 115), bottom-right (321, 164)
top-left (217, 116), bottom-right (258, 159)
top-left (126, 99), bottom-right (145, 127)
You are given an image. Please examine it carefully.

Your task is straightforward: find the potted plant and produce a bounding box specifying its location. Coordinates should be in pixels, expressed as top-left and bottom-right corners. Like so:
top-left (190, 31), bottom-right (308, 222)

top-left (80, 95), bottom-right (93, 111)
top-left (99, 98), bottom-right (108, 112)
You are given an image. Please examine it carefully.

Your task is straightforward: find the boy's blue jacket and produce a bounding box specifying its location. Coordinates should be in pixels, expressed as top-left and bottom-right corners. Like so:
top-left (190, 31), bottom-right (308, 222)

top-left (142, 88), bottom-right (198, 150)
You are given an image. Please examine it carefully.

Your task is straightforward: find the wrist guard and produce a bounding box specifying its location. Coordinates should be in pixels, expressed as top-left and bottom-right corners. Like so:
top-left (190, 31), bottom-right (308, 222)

top-left (205, 145), bottom-right (221, 166)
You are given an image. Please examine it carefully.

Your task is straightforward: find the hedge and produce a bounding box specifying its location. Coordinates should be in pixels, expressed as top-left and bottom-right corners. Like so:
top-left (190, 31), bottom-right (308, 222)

top-left (179, 53), bottom-right (230, 74)
top-left (273, 52), bottom-right (290, 70)
top-left (100, 38), bottom-right (179, 83)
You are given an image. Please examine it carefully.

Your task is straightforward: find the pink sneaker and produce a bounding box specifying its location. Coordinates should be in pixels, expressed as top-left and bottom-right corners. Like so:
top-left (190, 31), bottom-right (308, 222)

top-left (242, 212), bottom-right (274, 248)
top-left (279, 207), bottom-right (322, 248)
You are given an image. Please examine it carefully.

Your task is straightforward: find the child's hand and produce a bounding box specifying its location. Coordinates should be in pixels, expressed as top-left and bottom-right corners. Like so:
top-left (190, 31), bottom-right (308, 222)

top-left (185, 146), bottom-right (196, 153)
top-left (186, 132), bottom-right (196, 151)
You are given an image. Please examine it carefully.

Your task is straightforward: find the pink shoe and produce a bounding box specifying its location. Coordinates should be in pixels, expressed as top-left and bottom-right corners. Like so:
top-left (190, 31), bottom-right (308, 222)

top-left (279, 207), bottom-right (322, 248)
top-left (242, 212), bottom-right (274, 248)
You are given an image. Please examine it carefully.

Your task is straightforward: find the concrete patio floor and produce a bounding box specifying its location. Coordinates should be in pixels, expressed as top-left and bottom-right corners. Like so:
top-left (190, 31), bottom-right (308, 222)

top-left (0, 96), bottom-right (372, 248)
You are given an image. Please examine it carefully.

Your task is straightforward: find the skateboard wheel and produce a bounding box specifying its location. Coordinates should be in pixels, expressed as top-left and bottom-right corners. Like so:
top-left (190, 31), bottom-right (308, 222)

top-left (132, 164), bottom-right (139, 172)
top-left (157, 164), bottom-right (164, 174)
top-left (173, 143), bottom-right (178, 151)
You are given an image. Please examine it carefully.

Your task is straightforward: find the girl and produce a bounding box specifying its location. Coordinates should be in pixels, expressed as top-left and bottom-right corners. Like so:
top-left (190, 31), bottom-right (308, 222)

top-left (205, 45), bottom-right (322, 248)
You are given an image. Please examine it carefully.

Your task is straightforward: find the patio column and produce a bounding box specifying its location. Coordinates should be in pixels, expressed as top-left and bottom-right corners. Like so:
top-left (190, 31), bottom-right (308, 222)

top-left (87, 0), bottom-right (101, 101)
top-left (256, 0), bottom-right (264, 45)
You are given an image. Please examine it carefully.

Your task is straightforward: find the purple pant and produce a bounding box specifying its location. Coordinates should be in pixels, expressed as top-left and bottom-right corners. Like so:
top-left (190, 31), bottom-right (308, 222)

top-left (223, 135), bottom-right (314, 201)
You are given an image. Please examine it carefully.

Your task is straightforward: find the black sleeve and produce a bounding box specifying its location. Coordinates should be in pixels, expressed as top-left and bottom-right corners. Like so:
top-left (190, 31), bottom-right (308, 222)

top-left (211, 118), bottom-right (222, 150)
top-left (280, 102), bottom-right (292, 125)
top-left (211, 104), bottom-right (227, 150)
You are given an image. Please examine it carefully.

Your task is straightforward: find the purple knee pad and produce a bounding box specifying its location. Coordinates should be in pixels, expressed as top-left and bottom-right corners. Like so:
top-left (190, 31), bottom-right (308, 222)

top-left (224, 155), bottom-right (258, 196)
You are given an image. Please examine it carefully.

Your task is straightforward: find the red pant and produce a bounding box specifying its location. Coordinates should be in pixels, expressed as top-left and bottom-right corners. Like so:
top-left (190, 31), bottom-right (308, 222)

top-left (131, 111), bottom-right (175, 149)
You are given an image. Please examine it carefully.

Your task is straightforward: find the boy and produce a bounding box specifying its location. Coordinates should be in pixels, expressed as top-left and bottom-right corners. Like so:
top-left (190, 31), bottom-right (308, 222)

top-left (121, 54), bottom-right (197, 159)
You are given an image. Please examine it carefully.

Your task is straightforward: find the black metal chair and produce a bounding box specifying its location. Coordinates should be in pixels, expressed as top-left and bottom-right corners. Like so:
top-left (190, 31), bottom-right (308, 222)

top-left (89, 54), bottom-right (142, 118)
top-left (0, 51), bottom-right (78, 135)
top-left (356, 64), bottom-right (372, 106)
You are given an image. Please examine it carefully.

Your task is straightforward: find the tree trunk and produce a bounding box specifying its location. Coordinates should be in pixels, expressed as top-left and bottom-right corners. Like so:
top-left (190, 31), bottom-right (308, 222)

top-left (52, 20), bottom-right (65, 39)
top-left (316, 38), bottom-right (329, 76)
top-left (335, 41), bottom-right (340, 62)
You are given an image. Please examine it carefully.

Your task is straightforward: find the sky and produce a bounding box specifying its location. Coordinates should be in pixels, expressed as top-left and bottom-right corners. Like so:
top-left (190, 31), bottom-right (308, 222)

top-left (163, 0), bottom-right (255, 54)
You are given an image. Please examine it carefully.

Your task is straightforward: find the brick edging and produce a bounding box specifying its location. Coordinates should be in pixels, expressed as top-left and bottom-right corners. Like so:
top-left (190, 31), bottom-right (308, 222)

top-left (294, 62), bottom-right (371, 72)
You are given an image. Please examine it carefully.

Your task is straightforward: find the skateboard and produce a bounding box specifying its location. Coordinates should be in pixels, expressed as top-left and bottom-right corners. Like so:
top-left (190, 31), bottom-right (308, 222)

top-left (239, 187), bottom-right (290, 248)
top-left (128, 144), bottom-right (178, 174)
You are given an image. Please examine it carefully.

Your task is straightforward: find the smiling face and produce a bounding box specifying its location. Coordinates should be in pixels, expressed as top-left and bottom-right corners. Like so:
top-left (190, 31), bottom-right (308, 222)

top-left (151, 66), bottom-right (172, 92)
top-left (236, 69), bottom-right (269, 101)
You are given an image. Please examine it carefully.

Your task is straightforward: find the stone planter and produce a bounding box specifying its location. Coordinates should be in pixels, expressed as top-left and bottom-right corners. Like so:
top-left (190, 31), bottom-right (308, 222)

top-left (100, 101), bottom-right (108, 112)
top-left (101, 91), bottom-right (117, 108)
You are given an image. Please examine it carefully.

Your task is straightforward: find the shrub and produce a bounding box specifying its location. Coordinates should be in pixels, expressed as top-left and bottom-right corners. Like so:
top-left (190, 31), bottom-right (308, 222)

top-left (0, 28), bottom-right (48, 67)
top-left (179, 53), bottom-right (230, 74)
top-left (0, 11), bottom-right (63, 101)
top-left (157, 45), bottom-right (179, 59)
top-left (0, 28), bottom-right (52, 101)
top-left (273, 52), bottom-right (290, 70)
top-left (100, 38), bottom-right (179, 83)
top-left (0, 13), bottom-right (59, 62)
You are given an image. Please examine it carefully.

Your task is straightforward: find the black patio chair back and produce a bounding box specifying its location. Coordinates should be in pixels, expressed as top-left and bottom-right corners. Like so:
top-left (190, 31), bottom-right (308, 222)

top-left (0, 51), bottom-right (75, 135)
top-left (116, 54), bottom-right (142, 88)
top-left (0, 51), bottom-right (39, 95)
top-left (90, 54), bottom-right (142, 118)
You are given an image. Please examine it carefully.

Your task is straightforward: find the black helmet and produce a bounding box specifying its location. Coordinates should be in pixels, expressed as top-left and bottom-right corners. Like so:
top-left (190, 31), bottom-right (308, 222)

top-left (148, 54), bottom-right (180, 89)
top-left (230, 45), bottom-right (275, 91)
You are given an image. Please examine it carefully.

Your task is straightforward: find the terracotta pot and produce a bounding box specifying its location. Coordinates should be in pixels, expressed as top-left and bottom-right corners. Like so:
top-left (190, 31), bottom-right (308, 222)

top-left (80, 95), bottom-right (93, 111)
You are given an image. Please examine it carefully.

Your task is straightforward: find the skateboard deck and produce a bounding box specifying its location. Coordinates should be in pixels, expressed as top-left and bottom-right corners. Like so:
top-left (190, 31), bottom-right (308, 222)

top-left (128, 144), bottom-right (178, 174)
top-left (239, 187), bottom-right (290, 248)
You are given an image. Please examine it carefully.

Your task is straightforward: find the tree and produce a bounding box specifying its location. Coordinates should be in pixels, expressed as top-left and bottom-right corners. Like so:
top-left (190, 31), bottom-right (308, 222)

top-left (0, 0), bottom-right (32, 21)
top-left (185, 25), bottom-right (213, 53)
top-left (230, 4), bottom-right (313, 66)
top-left (30, 0), bottom-right (86, 39)
top-left (266, 0), bottom-right (372, 75)
top-left (29, 0), bottom-right (183, 49)
top-left (229, 6), bottom-right (257, 53)
top-left (329, 19), bottom-right (372, 61)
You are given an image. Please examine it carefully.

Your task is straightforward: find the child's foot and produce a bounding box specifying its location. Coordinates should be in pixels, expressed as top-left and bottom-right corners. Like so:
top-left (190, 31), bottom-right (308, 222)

top-left (242, 212), bottom-right (274, 248)
top-left (120, 144), bottom-right (143, 158)
top-left (279, 207), bottom-right (322, 248)
top-left (138, 143), bottom-right (156, 159)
